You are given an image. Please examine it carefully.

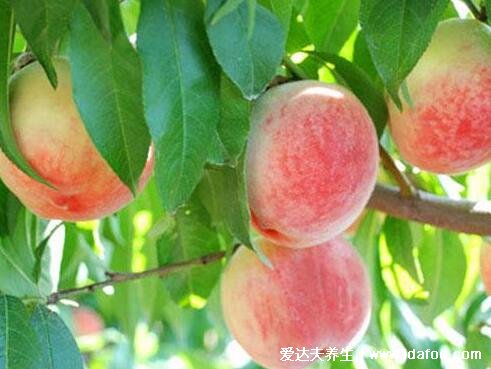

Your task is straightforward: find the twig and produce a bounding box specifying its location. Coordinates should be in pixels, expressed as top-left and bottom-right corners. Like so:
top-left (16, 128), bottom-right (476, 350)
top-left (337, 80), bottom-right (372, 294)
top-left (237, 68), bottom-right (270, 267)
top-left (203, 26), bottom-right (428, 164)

top-left (46, 183), bottom-right (491, 304)
top-left (379, 145), bottom-right (414, 198)
top-left (462, 0), bottom-right (486, 21)
top-left (283, 56), bottom-right (310, 80)
top-left (368, 184), bottom-right (491, 236)
top-left (47, 251), bottom-right (226, 304)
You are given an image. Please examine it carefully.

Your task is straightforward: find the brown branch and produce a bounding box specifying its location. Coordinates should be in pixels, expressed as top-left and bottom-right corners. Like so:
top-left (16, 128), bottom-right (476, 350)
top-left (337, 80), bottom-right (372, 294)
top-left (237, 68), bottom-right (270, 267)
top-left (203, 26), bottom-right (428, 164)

top-left (46, 184), bottom-right (491, 304)
top-left (379, 144), bottom-right (415, 198)
top-left (368, 184), bottom-right (491, 236)
top-left (47, 251), bottom-right (226, 304)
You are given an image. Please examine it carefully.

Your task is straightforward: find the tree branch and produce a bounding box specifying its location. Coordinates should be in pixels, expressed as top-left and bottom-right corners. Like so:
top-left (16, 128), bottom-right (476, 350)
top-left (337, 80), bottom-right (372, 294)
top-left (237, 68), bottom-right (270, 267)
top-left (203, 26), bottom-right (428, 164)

top-left (462, 0), bottom-right (487, 21)
top-left (47, 251), bottom-right (226, 304)
top-left (379, 145), bottom-right (414, 198)
top-left (46, 184), bottom-right (491, 304)
top-left (368, 184), bottom-right (491, 236)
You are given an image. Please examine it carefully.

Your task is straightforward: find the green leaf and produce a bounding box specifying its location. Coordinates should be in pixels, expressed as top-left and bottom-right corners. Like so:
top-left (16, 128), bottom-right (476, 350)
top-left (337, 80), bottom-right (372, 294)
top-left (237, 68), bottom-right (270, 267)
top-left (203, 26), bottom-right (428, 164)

top-left (414, 230), bottom-right (466, 324)
top-left (206, 0), bottom-right (285, 99)
top-left (211, 0), bottom-right (245, 24)
top-left (207, 132), bottom-right (228, 165)
top-left (0, 202), bottom-right (41, 298)
top-left (303, 0), bottom-right (360, 53)
top-left (359, 0), bottom-right (448, 108)
top-left (30, 305), bottom-right (84, 369)
top-left (310, 52), bottom-right (388, 137)
top-left (158, 194), bottom-right (222, 306)
top-left (353, 30), bottom-right (381, 85)
top-left (285, 6), bottom-right (310, 53)
top-left (383, 217), bottom-right (419, 282)
top-left (10, 0), bottom-right (76, 87)
top-left (487, 1), bottom-right (491, 26)
top-left (217, 74), bottom-right (251, 163)
top-left (199, 158), bottom-right (251, 247)
top-left (58, 224), bottom-right (106, 290)
top-left (0, 2), bottom-right (47, 185)
top-left (0, 180), bottom-right (10, 237)
top-left (69, 1), bottom-right (151, 194)
top-left (466, 328), bottom-right (491, 369)
top-left (0, 294), bottom-right (42, 369)
top-left (99, 215), bottom-right (140, 341)
top-left (391, 299), bottom-right (443, 369)
top-left (138, 0), bottom-right (220, 211)
top-left (258, 0), bottom-right (293, 33)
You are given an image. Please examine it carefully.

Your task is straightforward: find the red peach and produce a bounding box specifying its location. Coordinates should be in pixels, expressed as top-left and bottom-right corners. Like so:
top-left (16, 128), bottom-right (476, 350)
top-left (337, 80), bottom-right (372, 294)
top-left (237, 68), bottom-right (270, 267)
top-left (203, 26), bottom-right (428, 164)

top-left (481, 243), bottom-right (491, 295)
top-left (72, 307), bottom-right (104, 337)
top-left (388, 19), bottom-right (491, 174)
top-left (247, 81), bottom-right (379, 248)
top-left (221, 238), bottom-right (372, 369)
top-left (0, 58), bottom-right (154, 221)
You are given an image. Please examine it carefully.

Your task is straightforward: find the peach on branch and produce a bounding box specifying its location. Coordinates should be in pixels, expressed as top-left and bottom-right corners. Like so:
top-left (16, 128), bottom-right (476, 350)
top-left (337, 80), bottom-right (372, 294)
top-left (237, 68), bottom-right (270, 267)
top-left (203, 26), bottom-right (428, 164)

top-left (247, 80), bottom-right (379, 248)
top-left (388, 19), bottom-right (491, 174)
top-left (221, 238), bottom-right (372, 369)
top-left (0, 58), bottom-right (154, 221)
top-left (72, 307), bottom-right (104, 337)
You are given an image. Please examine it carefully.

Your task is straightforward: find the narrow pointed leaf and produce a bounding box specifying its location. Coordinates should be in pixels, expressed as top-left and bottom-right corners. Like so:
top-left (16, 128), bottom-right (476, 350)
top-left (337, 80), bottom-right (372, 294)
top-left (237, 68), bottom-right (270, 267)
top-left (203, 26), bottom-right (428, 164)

top-left (11, 0), bottom-right (76, 86)
top-left (206, 0), bottom-right (285, 99)
top-left (304, 0), bottom-right (359, 53)
top-left (69, 2), bottom-right (151, 194)
top-left (359, 0), bottom-right (448, 107)
top-left (138, 0), bottom-right (220, 211)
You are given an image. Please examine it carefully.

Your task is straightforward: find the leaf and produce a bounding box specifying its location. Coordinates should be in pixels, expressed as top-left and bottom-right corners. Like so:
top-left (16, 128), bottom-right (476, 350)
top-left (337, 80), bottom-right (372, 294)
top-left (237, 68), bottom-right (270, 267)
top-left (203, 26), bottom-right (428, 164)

top-left (211, 0), bottom-right (245, 24)
top-left (0, 2), bottom-right (47, 185)
top-left (303, 0), bottom-right (360, 53)
top-left (199, 157), bottom-right (251, 247)
top-left (138, 0), bottom-right (220, 211)
top-left (0, 294), bottom-right (42, 369)
top-left (206, 0), bottom-right (285, 99)
top-left (310, 51), bottom-right (388, 137)
top-left (359, 0), bottom-right (448, 108)
top-left (258, 0), bottom-right (293, 33)
top-left (217, 74), bottom-right (251, 163)
top-left (157, 194), bottom-right (222, 306)
top-left (30, 305), bottom-right (84, 369)
top-left (69, 1), bottom-right (151, 194)
top-left (207, 131), bottom-right (228, 165)
top-left (391, 299), bottom-right (443, 369)
top-left (285, 6), bottom-right (310, 53)
top-left (466, 328), bottom-right (491, 369)
top-left (58, 224), bottom-right (106, 290)
top-left (413, 230), bottom-right (466, 324)
top-left (10, 0), bottom-right (76, 87)
top-left (0, 203), bottom-right (41, 298)
top-left (383, 217), bottom-right (419, 282)
top-left (99, 215), bottom-right (140, 341)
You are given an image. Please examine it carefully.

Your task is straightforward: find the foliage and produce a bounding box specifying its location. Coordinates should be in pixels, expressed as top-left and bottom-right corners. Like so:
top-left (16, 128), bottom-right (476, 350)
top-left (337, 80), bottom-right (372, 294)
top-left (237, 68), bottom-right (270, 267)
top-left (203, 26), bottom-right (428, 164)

top-left (0, 0), bottom-right (489, 369)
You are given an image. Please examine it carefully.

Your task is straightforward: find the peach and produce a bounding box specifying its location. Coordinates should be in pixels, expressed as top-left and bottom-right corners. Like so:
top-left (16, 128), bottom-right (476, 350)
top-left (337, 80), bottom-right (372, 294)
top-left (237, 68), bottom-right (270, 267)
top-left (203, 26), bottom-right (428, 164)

top-left (388, 19), bottom-right (491, 174)
top-left (481, 243), bottom-right (491, 295)
top-left (72, 307), bottom-right (104, 337)
top-left (221, 238), bottom-right (372, 369)
top-left (247, 81), bottom-right (379, 248)
top-left (0, 58), bottom-right (154, 221)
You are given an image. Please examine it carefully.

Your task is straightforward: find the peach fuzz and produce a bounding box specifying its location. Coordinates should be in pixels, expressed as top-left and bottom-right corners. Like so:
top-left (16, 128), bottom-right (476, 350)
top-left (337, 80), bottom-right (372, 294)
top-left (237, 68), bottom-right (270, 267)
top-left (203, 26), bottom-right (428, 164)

top-left (221, 238), bottom-right (372, 369)
top-left (247, 80), bottom-right (379, 248)
top-left (481, 243), bottom-right (491, 295)
top-left (388, 19), bottom-right (491, 175)
top-left (0, 59), bottom-right (154, 221)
